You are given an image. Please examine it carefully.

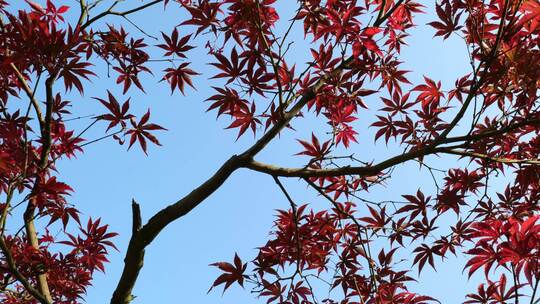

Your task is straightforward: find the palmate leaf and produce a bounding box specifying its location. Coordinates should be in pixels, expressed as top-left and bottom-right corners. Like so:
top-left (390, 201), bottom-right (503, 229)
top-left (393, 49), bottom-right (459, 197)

top-left (296, 133), bottom-right (331, 159)
top-left (125, 110), bottom-right (167, 155)
top-left (157, 28), bottom-right (194, 58)
top-left (412, 76), bottom-right (444, 107)
top-left (210, 47), bottom-right (245, 84)
top-left (427, 0), bottom-right (463, 39)
top-left (359, 206), bottom-right (389, 230)
top-left (412, 243), bottom-right (440, 274)
top-left (398, 189), bottom-right (431, 220)
top-left (162, 62), bottom-right (200, 95)
top-left (60, 58), bottom-right (96, 93)
top-left (208, 253), bottom-right (247, 293)
top-left (180, 0), bottom-right (223, 36)
top-left (225, 103), bottom-right (261, 139)
top-left (94, 90), bottom-right (134, 131)
top-left (205, 87), bottom-right (249, 117)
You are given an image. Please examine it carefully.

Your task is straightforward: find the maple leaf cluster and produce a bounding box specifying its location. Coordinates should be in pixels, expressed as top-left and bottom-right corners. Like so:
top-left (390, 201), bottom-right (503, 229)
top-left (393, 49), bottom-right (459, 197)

top-left (204, 0), bottom-right (540, 303)
top-left (0, 0), bottom-right (167, 302)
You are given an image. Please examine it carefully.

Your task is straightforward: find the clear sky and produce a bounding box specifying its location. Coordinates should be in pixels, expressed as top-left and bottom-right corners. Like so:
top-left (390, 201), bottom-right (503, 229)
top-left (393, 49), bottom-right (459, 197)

top-left (6, 0), bottom-right (500, 303)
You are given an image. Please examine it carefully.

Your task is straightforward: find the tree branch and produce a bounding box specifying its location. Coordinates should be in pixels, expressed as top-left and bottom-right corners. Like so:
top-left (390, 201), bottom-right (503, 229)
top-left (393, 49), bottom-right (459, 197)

top-left (109, 4), bottom-right (410, 303)
top-left (131, 199), bottom-right (142, 235)
top-left (23, 75), bottom-right (56, 303)
top-left (243, 146), bottom-right (452, 178)
top-left (434, 0), bottom-right (512, 143)
top-left (443, 118), bottom-right (540, 145)
top-left (110, 45), bottom-right (356, 304)
top-left (77, 0), bottom-right (88, 27)
top-left (81, 0), bottom-right (164, 30)
top-left (440, 149), bottom-right (540, 165)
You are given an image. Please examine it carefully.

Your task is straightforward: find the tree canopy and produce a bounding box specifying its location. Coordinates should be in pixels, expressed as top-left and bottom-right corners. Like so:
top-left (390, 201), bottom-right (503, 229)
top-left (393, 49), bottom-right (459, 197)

top-left (0, 0), bottom-right (539, 303)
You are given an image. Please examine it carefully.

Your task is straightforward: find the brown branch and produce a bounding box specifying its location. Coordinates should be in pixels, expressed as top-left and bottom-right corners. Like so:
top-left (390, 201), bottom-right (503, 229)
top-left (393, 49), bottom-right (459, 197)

top-left (110, 155), bottom-right (242, 304)
top-left (530, 277), bottom-right (539, 304)
top-left (243, 146), bottom-right (451, 178)
top-left (443, 118), bottom-right (540, 144)
top-left (23, 75), bottom-right (56, 303)
top-left (441, 149), bottom-right (540, 165)
top-left (243, 135), bottom-right (539, 178)
top-left (0, 184), bottom-right (49, 304)
top-left (81, 0), bottom-right (164, 30)
top-left (131, 199), bottom-right (142, 235)
top-left (374, 0), bottom-right (403, 27)
top-left (78, 0), bottom-right (88, 27)
top-left (374, 0), bottom-right (388, 26)
top-left (0, 187), bottom-right (13, 234)
top-left (434, 0), bottom-right (512, 144)
top-left (244, 110), bottom-right (540, 179)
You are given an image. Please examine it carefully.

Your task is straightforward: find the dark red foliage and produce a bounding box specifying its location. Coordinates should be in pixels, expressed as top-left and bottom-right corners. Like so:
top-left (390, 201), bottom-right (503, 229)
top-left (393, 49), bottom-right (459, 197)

top-left (208, 253), bottom-right (247, 293)
top-left (1, 0), bottom-right (539, 303)
top-left (162, 63), bottom-right (199, 95)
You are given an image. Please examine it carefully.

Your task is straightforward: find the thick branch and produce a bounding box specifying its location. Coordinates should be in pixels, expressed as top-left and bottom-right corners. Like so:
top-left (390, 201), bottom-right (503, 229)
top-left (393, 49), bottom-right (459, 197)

top-left (243, 114), bottom-right (540, 178)
top-left (78, 0), bottom-right (88, 27)
top-left (111, 47), bottom-right (355, 304)
top-left (110, 155), bottom-right (243, 304)
top-left (23, 75), bottom-right (56, 303)
top-left (0, 186), bottom-right (49, 304)
top-left (244, 146), bottom-right (449, 178)
top-left (131, 199), bottom-right (142, 235)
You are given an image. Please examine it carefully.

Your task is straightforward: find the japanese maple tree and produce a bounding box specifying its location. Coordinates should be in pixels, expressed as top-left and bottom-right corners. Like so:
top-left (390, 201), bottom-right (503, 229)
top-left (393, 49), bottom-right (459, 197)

top-left (0, 0), bottom-right (539, 303)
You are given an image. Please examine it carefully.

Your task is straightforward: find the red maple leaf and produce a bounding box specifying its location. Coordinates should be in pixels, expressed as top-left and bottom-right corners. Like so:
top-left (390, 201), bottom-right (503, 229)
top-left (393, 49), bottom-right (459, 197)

top-left (209, 253), bottom-right (247, 293)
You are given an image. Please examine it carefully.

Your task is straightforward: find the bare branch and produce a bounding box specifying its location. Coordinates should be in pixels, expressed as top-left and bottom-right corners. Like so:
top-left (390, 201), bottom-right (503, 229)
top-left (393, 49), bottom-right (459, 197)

top-left (81, 0), bottom-right (164, 30)
top-left (441, 149), bottom-right (540, 165)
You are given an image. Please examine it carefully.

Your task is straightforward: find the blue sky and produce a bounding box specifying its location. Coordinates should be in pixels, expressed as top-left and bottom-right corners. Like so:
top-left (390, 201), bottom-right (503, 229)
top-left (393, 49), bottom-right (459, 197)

top-left (5, 0), bottom-right (503, 303)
